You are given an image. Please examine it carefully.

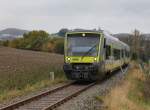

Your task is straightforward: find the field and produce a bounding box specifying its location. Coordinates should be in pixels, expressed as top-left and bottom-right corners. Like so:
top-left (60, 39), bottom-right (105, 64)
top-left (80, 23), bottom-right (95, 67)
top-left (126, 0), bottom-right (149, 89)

top-left (0, 46), bottom-right (65, 102)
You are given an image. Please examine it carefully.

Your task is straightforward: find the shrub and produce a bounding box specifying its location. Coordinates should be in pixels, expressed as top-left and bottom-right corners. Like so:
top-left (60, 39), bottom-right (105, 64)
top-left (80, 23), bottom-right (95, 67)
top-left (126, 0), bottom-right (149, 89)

top-left (142, 76), bottom-right (150, 103)
top-left (53, 38), bottom-right (64, 54)
top-left (132, 52), bottom-right (138, 60)
top-left (23, 30), bottom-right (49, 51)
top-left (2, 40), bottom-right (9, 46)
top-left (0, 30), bottom-right (65, 54)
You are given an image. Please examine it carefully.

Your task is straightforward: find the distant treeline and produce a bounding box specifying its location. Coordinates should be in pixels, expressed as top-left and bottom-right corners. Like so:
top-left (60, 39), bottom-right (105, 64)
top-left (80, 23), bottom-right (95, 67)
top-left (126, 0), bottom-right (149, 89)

top-left (0, 30), bottom-right (64, 54)
top-left (115, 30), bottom-right (150, 62)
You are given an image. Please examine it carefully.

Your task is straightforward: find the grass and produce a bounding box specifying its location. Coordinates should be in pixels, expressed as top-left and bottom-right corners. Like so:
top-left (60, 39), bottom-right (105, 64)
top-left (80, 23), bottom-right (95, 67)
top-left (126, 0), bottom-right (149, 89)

top-left (0, 47), bottom-right (67, 103)
top-left (127, 63), bottom-right (150, 109)
top-left (96, 62), bottom-right (150, 110)
top-left (0, 78), bottom-right (66, 102)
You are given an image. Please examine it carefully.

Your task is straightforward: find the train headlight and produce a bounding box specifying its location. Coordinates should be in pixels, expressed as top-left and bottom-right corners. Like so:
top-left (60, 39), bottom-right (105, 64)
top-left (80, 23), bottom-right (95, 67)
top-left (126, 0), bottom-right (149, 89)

top-left (94, 58), bottom-right (97, 61)
top-left (67, 57), bottom-right (71, 61)
top-left (82, 33), bottom-right (85, 37)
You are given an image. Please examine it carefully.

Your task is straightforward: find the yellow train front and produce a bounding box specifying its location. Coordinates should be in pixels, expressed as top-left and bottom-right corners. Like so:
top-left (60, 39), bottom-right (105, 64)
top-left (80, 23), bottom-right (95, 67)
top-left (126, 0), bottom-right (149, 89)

top-left (63, 30), bottom-right (130, 81)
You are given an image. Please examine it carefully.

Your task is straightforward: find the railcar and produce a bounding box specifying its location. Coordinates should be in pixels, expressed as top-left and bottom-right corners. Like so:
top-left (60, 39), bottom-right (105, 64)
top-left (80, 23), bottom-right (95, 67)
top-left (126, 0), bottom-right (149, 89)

top-left (63, 30), bottom-right (130, 81)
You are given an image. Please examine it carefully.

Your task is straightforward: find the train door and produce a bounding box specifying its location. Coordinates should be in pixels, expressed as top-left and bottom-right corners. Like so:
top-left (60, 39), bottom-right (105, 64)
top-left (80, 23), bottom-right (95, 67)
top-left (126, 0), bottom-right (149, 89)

top-left (105, 44), bottom-right (113, 72)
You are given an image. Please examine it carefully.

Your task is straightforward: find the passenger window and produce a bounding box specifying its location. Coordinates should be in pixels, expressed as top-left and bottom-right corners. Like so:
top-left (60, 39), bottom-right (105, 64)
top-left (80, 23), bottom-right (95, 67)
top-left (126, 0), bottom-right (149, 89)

top-left (106, 45), bottom-right (111, 59)
top-left (113, 49), bottom-right (121, 60)
top-left (104, 38), bottom-right (106, 48)
top-left (125, 50), bottom-right (129, 58)
top-left (122, 50), bottom-right (124, 58)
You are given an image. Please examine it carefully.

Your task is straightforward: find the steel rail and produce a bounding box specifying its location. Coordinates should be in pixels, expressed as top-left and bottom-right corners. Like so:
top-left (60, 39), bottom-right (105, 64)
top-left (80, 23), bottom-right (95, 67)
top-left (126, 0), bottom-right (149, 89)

top-left (42, 82), bottom-right (95, 110)
top-left (0, 82), bottom-right (74, 110)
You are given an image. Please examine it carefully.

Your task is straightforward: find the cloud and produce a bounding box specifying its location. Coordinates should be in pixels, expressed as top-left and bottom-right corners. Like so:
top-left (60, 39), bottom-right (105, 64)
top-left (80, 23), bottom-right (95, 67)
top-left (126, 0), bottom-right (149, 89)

top-left (0, 0), bottom-right (149, 33)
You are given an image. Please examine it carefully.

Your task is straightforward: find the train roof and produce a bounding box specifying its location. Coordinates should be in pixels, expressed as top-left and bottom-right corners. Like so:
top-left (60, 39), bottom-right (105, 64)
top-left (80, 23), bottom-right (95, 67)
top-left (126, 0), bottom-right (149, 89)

top-left (67, 29), bottom-right (103, 33)
top-left (103, 31), bottom-right (130, 50)
top-left (103, 31), bottom-right (119, 41)
top-left (67, 30), bottom-right (130, 50)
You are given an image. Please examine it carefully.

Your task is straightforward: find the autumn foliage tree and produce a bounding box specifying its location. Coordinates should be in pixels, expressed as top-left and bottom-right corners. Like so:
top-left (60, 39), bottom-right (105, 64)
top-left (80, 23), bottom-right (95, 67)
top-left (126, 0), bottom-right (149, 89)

top-left (1, 30), bottom-right (64, 54)
top-left (22, 30), bottom-right (49, 51)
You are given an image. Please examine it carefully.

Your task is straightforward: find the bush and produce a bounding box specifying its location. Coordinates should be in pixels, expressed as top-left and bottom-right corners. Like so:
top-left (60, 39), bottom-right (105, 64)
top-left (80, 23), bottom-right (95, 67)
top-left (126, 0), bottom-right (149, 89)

top-left (132, 53), bottom-right (138, 60)
top-left (0, 30), bottom-right (65, 54)
top-left (0, 41), bottom-right (3, 46)
top-left (41, 40), bottom-right (55, 52)
top-left (53, 38), bottom-right (64, 54)
top-left (2, 40), bottom-right (9, 46)
top-left (143, 76), bottom-right (150, 103)
top-left (23, 30), bottom-right (49, 51)
top-left (8, 38), bottom-right (22, 48)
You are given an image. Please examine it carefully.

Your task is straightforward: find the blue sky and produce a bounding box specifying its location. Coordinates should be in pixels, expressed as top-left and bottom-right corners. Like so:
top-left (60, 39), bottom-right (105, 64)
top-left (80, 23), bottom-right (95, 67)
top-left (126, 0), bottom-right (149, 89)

top-left (0, 0), bottom-right (149, 33)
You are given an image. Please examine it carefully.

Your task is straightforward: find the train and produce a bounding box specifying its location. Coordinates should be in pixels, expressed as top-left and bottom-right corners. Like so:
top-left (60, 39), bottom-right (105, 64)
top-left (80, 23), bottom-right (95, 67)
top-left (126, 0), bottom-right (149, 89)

top-left (63, 29), bottom-right (130, 81)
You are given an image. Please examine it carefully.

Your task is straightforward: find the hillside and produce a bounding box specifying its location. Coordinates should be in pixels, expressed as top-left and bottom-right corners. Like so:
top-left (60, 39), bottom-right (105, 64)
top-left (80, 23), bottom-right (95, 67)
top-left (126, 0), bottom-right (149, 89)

top-left (114, 33), bottom-right (150, 41)
top-left (0, 46), bottom-right (65, 102)
top-left (113, 33), bottom-right (131, 38)
top-left (0, 28), bottom-right (28, 40)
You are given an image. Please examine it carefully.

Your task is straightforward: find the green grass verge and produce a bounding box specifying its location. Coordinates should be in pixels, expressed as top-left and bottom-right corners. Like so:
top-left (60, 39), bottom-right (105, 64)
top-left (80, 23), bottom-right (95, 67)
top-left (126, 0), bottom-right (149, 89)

top-left (128, 75), bottom-right (150, 109)
top-left (0, 66), bottom-right (66, 103)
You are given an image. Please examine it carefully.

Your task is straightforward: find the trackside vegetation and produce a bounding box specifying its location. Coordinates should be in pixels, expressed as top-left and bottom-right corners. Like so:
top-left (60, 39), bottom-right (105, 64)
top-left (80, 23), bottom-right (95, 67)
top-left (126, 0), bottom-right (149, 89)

top-left (96, 62), bottom-right (150, 110)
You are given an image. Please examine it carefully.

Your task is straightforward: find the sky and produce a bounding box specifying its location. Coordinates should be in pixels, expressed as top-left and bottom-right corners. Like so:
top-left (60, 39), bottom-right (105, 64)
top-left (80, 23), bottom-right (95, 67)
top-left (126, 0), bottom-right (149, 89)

top-left (0, 0), bottom-right (149, 34)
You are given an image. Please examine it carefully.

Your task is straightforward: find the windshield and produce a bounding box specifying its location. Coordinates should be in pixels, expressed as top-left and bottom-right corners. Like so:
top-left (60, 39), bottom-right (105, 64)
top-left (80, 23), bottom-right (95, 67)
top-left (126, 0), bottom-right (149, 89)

top-left (67, 33), bottom-right (100, 56)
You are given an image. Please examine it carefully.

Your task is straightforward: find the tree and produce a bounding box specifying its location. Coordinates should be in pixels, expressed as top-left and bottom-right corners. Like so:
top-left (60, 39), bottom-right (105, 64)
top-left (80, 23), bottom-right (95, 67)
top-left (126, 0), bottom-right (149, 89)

top-left (42, 39), bottom-right (55, 52)
top-left (3, 40), bottom-right (9, 46)
top-left (0, 41), bottom-right (3, 46)
top-left (131, 29), bottom-right (141, 60)
top-left (58, 28), bottom-right (69, 37)
top-left (23, 30), bottom-right (49, 51)
top-left (53, 38), bottom-right (64, 54)
top-left (8, 38), bottom-right (21, 48)
top-left (1, 30), bottom-right (65, 55)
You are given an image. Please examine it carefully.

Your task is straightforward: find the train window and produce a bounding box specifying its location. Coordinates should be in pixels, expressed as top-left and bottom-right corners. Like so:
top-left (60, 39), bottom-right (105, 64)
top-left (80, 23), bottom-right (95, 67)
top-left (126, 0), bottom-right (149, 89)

top-left (121, 50), bottom-right (124, 58)
top-left (127, 51), bottom-right (130, 58)
top-left (125, 50), bottom-right (129, 58)
top-left (113, 49), bottom-right (121, 60)
top-left (106, 45), bottom-right (111, 59)
top-left (104, 38), bottom-right (106, 48)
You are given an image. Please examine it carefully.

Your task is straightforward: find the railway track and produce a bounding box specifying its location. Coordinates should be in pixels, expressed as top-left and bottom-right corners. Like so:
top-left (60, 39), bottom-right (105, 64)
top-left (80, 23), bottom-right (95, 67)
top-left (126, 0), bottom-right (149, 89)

top-left (0, 82), bottom-right (95, 110)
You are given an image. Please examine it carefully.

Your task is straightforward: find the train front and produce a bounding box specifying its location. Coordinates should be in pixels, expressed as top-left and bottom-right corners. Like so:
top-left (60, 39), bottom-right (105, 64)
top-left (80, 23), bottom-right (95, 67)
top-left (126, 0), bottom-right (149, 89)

top-left (63, 31), bottom-right (103, 81)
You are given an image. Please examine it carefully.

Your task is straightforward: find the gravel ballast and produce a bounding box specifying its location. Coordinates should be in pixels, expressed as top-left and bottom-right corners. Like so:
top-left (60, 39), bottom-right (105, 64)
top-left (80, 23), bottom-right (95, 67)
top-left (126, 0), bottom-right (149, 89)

top-left (56, 68), bottom-right (128, 110)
